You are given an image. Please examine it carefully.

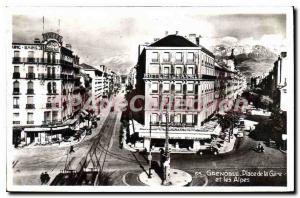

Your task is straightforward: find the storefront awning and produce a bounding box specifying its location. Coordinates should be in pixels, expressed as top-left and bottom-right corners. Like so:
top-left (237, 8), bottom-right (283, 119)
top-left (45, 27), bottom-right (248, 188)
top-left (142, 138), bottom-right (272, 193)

top-left (24, 125), bottom-right (70, 133)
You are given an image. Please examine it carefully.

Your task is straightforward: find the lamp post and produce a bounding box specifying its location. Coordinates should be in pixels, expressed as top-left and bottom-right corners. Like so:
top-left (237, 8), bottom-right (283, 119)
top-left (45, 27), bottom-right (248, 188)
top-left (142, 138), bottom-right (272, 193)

top-left (148, 116), bottom-right (152, 178)
top-left (162, 110), bottom-right (171, 185)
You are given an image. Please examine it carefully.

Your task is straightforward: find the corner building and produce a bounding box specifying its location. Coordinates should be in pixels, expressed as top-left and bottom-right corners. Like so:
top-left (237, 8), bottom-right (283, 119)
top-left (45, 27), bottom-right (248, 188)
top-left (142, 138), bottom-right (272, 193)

top-left (12, 32), bottom-right (81, 145)
top-left (135, 34), bottom-right (217, 150)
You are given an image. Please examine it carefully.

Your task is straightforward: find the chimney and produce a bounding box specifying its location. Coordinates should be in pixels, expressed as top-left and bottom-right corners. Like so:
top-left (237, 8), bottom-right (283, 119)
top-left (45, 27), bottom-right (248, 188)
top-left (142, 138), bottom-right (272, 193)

top-left (34, 38), bottom-right (40, 44)
top-left (188, 34), bottom-right (196, 45)
top-left (154, 38), bottom-right (160, 42)
top-left (175, 31), bottom-right (179, 35)
top-left (196, 35), bottom-right (202, 46)
top-left (165, 31), bottom-right (168, 36)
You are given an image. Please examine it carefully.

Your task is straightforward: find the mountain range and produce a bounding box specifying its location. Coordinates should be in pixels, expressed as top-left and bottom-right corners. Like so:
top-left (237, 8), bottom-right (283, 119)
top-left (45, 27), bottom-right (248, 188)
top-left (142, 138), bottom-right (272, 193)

top-left (213, 44), bottom-right (278, 78)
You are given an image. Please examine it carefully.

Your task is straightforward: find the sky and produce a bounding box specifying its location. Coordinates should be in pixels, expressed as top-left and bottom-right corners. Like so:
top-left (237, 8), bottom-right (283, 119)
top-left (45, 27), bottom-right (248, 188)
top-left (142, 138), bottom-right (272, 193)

top-left (12, 7), bottom-right (287, 74)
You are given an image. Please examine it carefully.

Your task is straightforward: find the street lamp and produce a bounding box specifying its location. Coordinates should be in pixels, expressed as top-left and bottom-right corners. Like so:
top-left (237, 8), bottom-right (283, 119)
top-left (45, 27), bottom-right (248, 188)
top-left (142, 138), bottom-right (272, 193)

top-left (148, 116), bottom-right (152, 178)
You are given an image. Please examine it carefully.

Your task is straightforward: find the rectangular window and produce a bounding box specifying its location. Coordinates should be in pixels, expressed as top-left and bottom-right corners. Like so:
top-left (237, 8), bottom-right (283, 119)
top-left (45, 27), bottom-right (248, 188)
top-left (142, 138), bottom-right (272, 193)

top-left (13, 97), bottom-right (19, 105)
top-left (52, 111), bottom-right (58, 121)
top-left (163, 52), bottom-right (170, 62)
top-left (187, 67), bottom-right (194, 75)
top-left (162, 113), bottom-right (171, 123)
top-left (28, 51), bottom-right (34, 58)
top-left (174, 97), bottom-right (183, 109)
top-left (163, 67), bottom-right (170, 74)
top-left (28, 66), bottom-right (34, 73)
top-left (187, 83), bottom-right (194, 93)
top-left (27, 112), bottom-right (33, 122)
top-left (175, 83), bottom-right (182, 93)
top-left (174, 114), bottom-right (181, 123)
top-left (163, 83), bottom-right (170, 93)
top-left (149, 64), bottom-right (159, 74)
top-left (151, 113), bottom-right (159, 123)
top-left (151, 97), bottom-right (159, 108)
top-left (175, 52), bottom-right (182, 62)
top-left (175, 67), bottom-right (182, 75)
top-left (27, 96), bottom-right (34, 104)
top-left (187, 52), bottom-right (194, 62)
top-left (14, 66), bottom-right (19, 73)
top-left (44, 111), bottom-right (51, 122)
top-left (14, 51), bottom-right (20, 57)
top-left (13, 113), bottom-right (19, 120)
top-left (186, 114), bottom-right (193, 123)
top-left (151, 52), bottom-right (159, 62)
top-left (151, 82), bottom-right (158, 93)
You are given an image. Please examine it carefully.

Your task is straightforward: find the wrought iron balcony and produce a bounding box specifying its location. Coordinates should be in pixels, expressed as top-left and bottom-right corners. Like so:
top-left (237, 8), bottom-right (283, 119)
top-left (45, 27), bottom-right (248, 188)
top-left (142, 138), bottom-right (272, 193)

top-left (13, 104), bottom-right (19, 109)
top-left (27, 89), bottom-right (34, 94)
top-left (26, 104), bottom-right (35, 109)
top-left (13, 88), bottom-right (20, 95)
top-left (27, 121), bottom-right (34, 124)
top-left (27, 57), bottom-right (35, 63)
top-left (26, 73), bottom-right (35, 79)
top-left (13, 72), bottom-right (20, 79)
top-left (13, 121), bottom-right (20, 124)
top-left (144, 73), bottom-right (199, 80)
top-left (12, 57), bottom-right (20, 63)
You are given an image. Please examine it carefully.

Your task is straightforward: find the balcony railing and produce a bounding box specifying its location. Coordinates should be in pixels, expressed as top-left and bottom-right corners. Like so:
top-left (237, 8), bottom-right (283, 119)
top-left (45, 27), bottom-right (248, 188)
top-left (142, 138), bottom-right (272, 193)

top-left (12, 57), bottom-right (20, 63)
top-left (13, 121), bottom-right (20, 124)
top-left (13, 88), bottom-right (20, 95)
top-left (46, 103), bottom-right (59, 108)
top-left (27, 89), bottom-right (34, 94)
top-left (26, 73), bottom-right (35, 79)
top-left (144, 73), bottom-right (199, 79)
top-left (27, 57), bottom-right (35, 63)
top-left (13, 72), bottom-right (20, 79)
top-left (26, 104), bottom-right (35, 109)
top-left (42, 120), bottom-right (63, 126)
top-left (27, 121), bottom-right (34, 124)
top-left (13, 104), bottom-right (19, 109)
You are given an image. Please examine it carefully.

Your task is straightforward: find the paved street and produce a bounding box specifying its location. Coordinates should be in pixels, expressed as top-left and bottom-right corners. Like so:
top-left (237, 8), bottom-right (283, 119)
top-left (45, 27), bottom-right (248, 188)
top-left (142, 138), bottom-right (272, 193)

top-left (12, 92), bottom-right (286, 186)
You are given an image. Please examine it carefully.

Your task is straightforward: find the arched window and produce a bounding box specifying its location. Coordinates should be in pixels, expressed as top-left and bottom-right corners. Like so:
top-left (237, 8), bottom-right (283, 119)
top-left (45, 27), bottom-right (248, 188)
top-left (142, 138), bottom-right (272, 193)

top-left (13, 81), bottom-right (20, 94)
top-left (28, 81), bottom-right (33, 89)
top-left (27, 81), bottom-right (34, 94)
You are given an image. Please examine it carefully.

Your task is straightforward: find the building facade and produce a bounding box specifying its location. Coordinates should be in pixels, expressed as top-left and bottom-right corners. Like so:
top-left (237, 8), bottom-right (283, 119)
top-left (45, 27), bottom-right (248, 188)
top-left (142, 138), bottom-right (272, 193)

top-left (12, 32), bottom-right (82, 145)
top-left (129, 33), bottom-right (246, 151)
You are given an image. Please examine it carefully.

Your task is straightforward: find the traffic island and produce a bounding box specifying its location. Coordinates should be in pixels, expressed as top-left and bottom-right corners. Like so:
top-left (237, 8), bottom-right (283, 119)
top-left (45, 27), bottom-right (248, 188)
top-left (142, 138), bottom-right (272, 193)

top-left (138, 169), bottom-right (192, 186)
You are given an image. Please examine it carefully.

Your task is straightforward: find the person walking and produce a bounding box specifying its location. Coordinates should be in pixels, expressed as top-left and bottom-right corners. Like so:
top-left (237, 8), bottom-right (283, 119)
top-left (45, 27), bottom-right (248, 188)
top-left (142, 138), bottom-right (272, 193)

top-left (40, 172), bottom-right (45, 184)
top-left (44, 172), bottom-right (50, 184)
top-left (69, 145), bottom-right (75, 153)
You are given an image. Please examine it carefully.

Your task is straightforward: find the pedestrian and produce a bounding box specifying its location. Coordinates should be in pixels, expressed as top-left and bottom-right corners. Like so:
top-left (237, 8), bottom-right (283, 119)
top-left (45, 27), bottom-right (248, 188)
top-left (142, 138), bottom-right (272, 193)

top-left (69, 145), bottom-right (75, 153)
top-left (40, 172), bottom-right (45, 184)
top-left (44, 172), bottom-right (50, 184)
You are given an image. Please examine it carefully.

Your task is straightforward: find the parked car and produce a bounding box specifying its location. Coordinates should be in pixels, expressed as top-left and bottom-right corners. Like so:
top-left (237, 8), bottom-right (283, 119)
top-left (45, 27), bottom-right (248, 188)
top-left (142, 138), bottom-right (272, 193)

top-left (197, 147), bottom-right (219, 156)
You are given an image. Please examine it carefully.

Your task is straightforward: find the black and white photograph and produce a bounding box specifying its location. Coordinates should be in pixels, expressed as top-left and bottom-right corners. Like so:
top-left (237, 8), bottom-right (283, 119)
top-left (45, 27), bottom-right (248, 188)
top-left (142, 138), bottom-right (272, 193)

top-left (5, 5), bottom-right (294, 192)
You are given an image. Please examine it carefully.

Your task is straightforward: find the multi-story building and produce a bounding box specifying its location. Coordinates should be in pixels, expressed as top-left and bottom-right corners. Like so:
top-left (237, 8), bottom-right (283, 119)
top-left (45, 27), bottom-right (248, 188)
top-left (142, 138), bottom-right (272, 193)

top-left (127, 33), bottom-right (246, 151)
top-left (12, 32), bottom-right (82, 145)
top-left (80, 63), bottom-right (104, 108)
top-left (275, 52), bottom-right (288, 112)
top-left (133, 33), bottom-right (219, 150)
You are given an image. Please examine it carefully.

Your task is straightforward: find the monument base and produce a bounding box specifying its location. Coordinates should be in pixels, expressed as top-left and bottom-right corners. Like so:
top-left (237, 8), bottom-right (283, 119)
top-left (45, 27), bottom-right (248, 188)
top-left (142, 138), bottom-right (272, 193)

top-left (138, 169), bottom-right (192, 186)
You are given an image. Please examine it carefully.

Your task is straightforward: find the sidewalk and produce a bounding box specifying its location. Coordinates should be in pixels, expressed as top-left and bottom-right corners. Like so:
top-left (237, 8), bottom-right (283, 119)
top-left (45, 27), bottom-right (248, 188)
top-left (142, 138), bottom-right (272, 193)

top-left (219, 135), bottom-right (237, 154)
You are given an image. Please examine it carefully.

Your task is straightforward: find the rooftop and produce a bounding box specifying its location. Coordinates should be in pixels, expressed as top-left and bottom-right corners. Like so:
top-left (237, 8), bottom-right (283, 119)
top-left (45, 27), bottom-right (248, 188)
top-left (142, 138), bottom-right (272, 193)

top-left (79, 63), bottom-right (96, 70)
top-left (150, 34), bottom-right (198, 47)
top-left (149, 34), bottom-right (214, 57)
